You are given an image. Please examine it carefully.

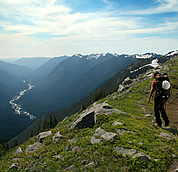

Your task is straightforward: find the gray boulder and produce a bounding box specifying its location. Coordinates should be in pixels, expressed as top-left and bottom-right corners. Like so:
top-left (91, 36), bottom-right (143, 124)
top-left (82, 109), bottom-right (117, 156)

top-left (53, 131), bottom-right (63, 142)
top-left (12, 158), bottom-right (23, 162)
top-left (25, 142), bottom-right (42, 153)
top-left (68, 138), bottom-right (77, 143)
top-left (91, 136), bottom-right (101, 144)
top-left (62, 116), bottom-right (69, 122)
top-left (52, 154), bottom-right (65, 159)
top-left (158, 132), bottom-right (175, 141)
top-left (132, 152), bottom-right (151, 161)
top-left (114, 146), bottom-right (137, 157)
top-left (38, 131), bottom-right (52, 142)
top-left (70, 111), bottom-right (95, 129)
top-left (91, 102), bottom-right (125, 115)
top-left (118, 77), bottom-right (133, 93)
top-left (14, 147), bottom-right (23, 155)
top-left (112, 121), bottom-right (123, 126)
top-left (65, 165), bottom-right (75, 171)
top-left (116, 129), bottom-right (135, 136)
top-left (66, 146), bottom-right (75, 152)
top-left (95, 127), bottom-right (106, 136)
top-left (116, 129), bottom-right (129, 136)
top-left (118, 84), bottom-right (125, 93)
top-left (85, 161), bottom-right (95, 168)
top-left (123, 77), bottom-right (133, 85)
top-left (114, 146), bottom-right (151, 161)
top-left (70, 102), bottom-right (125, 129)
top-left (91, 127), bottom-right (118, 144)
top-left (101, 132), bottom-right (118, 141)
top-left (8, 163), bottom-right (20, 170)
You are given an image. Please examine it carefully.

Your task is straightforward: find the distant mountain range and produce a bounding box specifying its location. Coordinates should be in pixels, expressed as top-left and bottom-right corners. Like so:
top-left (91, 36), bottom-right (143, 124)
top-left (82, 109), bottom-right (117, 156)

top-left (13, 57), bottom-right (51, 70)
top-left (19, 53), bottom-right (162, 117)
top-left (1, 51), bottom-right (177, 142)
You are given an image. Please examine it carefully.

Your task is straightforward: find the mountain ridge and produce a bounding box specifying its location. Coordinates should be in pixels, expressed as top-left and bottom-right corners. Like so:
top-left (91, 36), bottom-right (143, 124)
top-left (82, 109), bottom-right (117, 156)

top-left (20, 53), bottom-right (136, 116)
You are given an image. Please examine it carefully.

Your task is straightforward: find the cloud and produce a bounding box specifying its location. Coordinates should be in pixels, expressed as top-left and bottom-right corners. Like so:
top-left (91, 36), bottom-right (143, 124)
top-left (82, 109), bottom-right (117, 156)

top-left (0, 0), bottom-right (178, 58)
top-left (156, 0), bottom-right (178, 12)
top-left (124, 0), bottom-right (178, 15)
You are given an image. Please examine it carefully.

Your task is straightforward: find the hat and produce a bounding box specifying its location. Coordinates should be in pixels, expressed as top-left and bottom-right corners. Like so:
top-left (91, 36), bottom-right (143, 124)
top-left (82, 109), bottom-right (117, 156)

top-left (162, 80), bottom-right (170, 90)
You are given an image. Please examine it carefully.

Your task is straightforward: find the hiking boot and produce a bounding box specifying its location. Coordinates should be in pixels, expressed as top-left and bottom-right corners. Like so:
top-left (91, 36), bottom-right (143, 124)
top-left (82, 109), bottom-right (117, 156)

top-left (156, 119), bottom-right (162, 127)
top-left (158, 123), bottom-right (162, 127)
top-left (165, 120), bottom-right (169, 127)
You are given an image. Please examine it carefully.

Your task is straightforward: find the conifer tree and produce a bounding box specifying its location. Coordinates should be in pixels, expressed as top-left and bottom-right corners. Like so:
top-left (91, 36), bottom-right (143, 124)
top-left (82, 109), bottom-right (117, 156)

top-left (80, 102), bottom-right (86, 112)
top-left (30, 129), bottom-right (33, 137)
top-left (53, 115), bottom-right (58, 127)
top-left (93, 88), bottom-right (104, 102)
top-left (49, 113), bottom-right (53, 128)
top-left (14, 139), bottom-right (18, 147)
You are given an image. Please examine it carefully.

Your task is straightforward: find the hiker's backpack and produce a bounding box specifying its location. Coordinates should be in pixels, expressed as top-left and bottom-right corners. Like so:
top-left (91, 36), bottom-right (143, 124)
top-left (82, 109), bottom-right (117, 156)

top-left (155, 73), bottom-right (171, 100)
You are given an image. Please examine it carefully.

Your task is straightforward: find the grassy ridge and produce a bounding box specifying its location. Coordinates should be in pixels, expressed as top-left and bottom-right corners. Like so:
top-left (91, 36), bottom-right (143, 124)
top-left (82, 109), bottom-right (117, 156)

top-left (0, 57), bottom-right (177, 171)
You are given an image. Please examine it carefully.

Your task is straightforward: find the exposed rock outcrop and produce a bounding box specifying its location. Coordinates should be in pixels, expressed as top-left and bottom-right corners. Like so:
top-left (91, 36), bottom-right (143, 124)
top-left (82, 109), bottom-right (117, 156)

top-left (53, 131), bottom-right (63, 142)
top-left (25, 142), bottom-right (42, 153)
top-left (91, 102), bottom-right (125, 116)
top-left (158, 132), bottom-right (175, 141)
top-left (117, 69), bottom-right (157, 95)
top-left (68, 138), bottom-right (77, 143)
top-left (14, 147), bottom-right (23, 155)
top-left (114, 146), bottom-right (151, 161)
top-left (8, 163), bottom-right (20, 170)
top-left (70, 111), bottom-right (95, 129)
top-left (112, 121), bottom-right (123, 126)
top-left (91, 127), bottom-right (118, 144)
top-left (116, 128), bottom-right (135, 136)
top-left (114, 146), bottom-right (137, 157)
top-left (38, 131), bottom-right (52, 142)
top-left (132, 152), bottom-right (151, 161)
top-left (70, 102), bottom-right (126, 129)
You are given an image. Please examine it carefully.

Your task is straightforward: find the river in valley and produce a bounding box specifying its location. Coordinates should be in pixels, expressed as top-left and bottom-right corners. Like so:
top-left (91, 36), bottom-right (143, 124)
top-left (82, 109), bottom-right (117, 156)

top-left (9, 81), bottom-right (36, 120)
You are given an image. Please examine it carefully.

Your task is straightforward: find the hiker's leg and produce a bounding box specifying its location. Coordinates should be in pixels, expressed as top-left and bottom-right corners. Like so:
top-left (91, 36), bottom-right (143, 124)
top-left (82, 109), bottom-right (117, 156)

top-left (160, 100), bottom-right (169, 126)
top-left (154, 98), bottom-right (162, 127)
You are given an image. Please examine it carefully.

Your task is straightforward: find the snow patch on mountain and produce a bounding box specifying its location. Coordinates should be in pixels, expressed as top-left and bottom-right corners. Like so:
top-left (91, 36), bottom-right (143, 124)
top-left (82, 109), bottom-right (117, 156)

top-left (87, 54), bottom-right (101, 60)
top-left (165, 50), bottom-right (178, 57)
top-left (130, 59), bottom-right (159, 73)
top-left (135, 54), bottom-right (153, 59)
top-left (74, 54), bottom-right (83, 58)
top-left (72, 52), bottom-right (162, 60)
top-left (134, 53), bottom-right (161, 59)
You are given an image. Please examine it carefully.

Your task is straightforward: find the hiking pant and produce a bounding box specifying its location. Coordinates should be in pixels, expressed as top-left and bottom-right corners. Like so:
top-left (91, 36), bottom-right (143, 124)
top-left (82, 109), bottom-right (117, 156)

top-left (154, 97), bottom-right (169, 127)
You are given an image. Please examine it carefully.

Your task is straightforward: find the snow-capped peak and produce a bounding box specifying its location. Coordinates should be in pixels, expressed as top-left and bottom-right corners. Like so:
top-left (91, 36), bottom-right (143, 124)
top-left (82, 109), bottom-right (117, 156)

top-left (72, 52), bottom-right (163, 60)
top-left (87, 54), bottom-right (101, 60)
top-left (165, 50), bottom-right (178, 57)
top-left (74, 53), bottom-right (83, 58)
top-left (135, 53), bottom-right (157, 59)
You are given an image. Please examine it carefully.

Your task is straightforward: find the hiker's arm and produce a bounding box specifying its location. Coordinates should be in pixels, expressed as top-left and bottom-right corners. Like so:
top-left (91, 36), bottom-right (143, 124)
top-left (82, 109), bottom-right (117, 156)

top-left (148, 80), bottom-right (155, 104)
top-left (148, 87), bottom-right (154, 104)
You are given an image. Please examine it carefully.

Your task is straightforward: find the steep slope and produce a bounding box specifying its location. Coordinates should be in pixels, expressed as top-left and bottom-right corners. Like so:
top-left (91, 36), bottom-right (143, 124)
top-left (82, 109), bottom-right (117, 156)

top-left (0, 61), bottom-right (33, 141)
top-left (0, 60), bottom-right (32, 78)
top-left (1, 56), bottom-right (177, 172)
top-left (29, 56), bottom-right (70, 82)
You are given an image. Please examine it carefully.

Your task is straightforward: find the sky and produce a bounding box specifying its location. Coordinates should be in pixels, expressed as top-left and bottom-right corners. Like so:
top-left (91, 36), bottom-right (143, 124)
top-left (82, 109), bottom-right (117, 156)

top-left (0, 0), bottom-right (178, 59)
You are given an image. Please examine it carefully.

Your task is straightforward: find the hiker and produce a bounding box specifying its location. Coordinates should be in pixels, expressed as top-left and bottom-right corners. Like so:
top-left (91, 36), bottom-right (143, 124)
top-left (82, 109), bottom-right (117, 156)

top-left (148, 71), bottom-right (170, 127)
